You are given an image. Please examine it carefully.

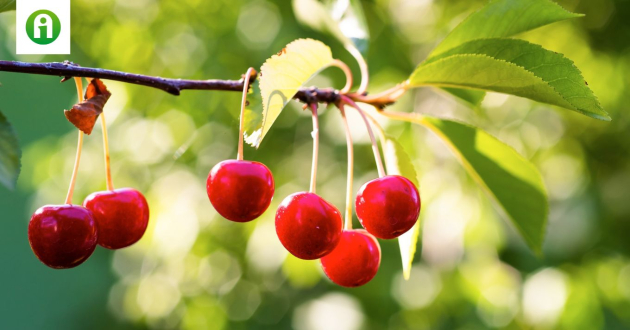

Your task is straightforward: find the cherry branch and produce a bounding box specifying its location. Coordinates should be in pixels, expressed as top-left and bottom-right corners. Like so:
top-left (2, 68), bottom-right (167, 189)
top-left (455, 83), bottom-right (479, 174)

top-left (0, 60), bottom-right (402, 108)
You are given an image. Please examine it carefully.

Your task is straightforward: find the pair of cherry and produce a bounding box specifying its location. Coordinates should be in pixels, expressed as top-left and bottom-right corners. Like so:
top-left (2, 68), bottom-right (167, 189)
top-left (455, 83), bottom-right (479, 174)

top-left (206, 159), bottom-right (420, 287)
top-left (28, 189), bottom-right (149, 269)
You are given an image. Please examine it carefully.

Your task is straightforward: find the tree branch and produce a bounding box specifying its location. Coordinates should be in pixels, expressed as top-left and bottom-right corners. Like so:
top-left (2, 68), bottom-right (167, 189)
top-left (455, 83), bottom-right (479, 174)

top-left (0, 60), bottom-right (397, 107)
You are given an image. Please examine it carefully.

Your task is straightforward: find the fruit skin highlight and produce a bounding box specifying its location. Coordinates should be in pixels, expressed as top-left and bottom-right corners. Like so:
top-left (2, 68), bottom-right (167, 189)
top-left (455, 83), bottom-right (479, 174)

top-left (355, 175), bottom-right (421, 239)
top-left (321, 229), bottom-right (381, 287)
top-left (28, 205), bottom-right (98, 269)
top-left (84, 188), bottom-right (149, 249)
top-left (207, 160), bottom-right (275, 222)
top-left (275, 192), bottom-right (342, 260)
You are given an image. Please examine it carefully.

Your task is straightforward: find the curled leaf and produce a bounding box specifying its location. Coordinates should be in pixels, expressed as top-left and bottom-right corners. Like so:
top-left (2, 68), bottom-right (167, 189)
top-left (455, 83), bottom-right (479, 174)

top-left (64, 78), bottom-right (111, 134)
top-left (248, 39), bottom-right (334, 147)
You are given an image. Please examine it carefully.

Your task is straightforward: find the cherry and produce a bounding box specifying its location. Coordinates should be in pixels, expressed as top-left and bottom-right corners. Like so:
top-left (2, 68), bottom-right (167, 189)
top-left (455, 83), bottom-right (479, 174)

top-left (355, 175), bottom-right (421, 239)
top-left (320, 229), bottom-right (381, 287)
top-left (207, 160), bottom-right (275, 222)
top-left (275, 192), bottom-right (342, 260)
top-left (83, 188), bottom-right (149, 249)
top-left (28, 205), bottom-right (98, 269)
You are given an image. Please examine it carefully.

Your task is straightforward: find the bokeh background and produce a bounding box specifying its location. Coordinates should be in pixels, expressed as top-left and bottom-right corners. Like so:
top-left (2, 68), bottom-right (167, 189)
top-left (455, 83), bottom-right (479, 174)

top-left (1, 0), bottom-right (630, 329)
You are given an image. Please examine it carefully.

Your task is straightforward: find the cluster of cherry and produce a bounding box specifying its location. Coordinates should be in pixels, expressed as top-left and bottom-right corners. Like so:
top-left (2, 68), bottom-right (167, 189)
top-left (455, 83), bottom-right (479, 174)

top-left (28, 78), bottom-right (150, 269)
top-left (207, 159), bottom-right (420, 287)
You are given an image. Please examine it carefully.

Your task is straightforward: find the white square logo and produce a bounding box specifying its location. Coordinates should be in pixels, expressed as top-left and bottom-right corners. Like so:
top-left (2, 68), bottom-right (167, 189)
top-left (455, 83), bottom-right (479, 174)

top-left (16, 0), bottom-right (71, 54)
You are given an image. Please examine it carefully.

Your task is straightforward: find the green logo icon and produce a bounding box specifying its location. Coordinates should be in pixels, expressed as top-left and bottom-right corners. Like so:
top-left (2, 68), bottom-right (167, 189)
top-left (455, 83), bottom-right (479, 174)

top-left (25, 10), bottom-right (61, 45)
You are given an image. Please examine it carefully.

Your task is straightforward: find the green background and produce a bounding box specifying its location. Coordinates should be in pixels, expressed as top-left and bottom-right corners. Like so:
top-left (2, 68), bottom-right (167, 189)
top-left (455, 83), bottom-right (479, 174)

top-left (1, 0), bottom-right (630, 329)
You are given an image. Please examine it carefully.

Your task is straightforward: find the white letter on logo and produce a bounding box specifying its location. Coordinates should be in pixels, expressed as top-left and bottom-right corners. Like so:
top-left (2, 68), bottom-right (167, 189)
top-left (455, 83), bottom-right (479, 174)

top-left (34, 14), bottom-right (53, 38)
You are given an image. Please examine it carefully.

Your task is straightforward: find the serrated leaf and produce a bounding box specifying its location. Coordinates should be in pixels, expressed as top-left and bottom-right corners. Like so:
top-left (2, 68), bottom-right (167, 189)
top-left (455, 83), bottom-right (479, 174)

top-left (430, 0), bottom-right (582, 58)
top-left (0, 0), bottom-right (15, 13)
top-left (405, 115), bottom-right (547, 252)
top-left (411, 39), bottom-right (609, 120)
top-left (252, 39), bottom-right (334, 147)
top-left (293, 0), bottom-right (369, 54)
top-left (382, 136), bottom-right (421, 280)
top-left (0, 110), bottom-right (21, 189)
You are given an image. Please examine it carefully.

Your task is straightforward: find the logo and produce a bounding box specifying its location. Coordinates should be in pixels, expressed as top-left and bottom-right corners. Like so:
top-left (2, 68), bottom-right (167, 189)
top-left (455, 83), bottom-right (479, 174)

top-left (16, 0), bottom-right (70, 54)
top-left (26, 10), bottom-right (61, 45)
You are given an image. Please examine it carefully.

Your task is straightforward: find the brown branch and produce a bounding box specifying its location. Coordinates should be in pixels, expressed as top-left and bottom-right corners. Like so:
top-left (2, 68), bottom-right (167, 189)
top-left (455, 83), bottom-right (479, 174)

top-left (0, 60), bottom-right (397, 107)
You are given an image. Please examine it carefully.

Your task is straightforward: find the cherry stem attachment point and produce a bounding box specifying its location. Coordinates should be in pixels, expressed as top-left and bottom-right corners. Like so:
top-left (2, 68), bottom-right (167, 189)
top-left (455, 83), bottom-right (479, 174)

top-left (309, 104), bottom-right (320, 194)
top-left (339, 105), bottom-right (354, 230)
top-left (65, 77), bottom-right (85, 205)
top-left (237, 67), bottom-right (255, 161)
top-left (330, 59), bottom-right (353, 94)
top-left (340, 96), bottom-right (386, 178)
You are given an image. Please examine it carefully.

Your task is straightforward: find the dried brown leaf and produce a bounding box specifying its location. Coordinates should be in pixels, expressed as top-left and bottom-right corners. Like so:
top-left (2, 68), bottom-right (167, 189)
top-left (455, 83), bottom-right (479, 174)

top-left (64, 78), bottom-right (111, 134)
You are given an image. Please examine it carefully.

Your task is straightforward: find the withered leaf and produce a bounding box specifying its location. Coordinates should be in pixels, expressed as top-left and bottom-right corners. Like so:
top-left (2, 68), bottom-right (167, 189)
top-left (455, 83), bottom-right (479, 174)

top-left (64, 78), bottom-right (111, 134)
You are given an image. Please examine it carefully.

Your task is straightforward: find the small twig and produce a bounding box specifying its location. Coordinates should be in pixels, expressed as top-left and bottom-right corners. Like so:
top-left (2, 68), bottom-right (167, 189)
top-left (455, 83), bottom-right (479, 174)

top-left (0, 61), bottom-right (401, 108)
top-left (0, 60), bottom-right (255, 96)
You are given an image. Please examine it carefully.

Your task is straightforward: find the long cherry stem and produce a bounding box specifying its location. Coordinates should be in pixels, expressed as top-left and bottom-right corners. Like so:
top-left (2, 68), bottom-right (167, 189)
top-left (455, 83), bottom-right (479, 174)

top-left (100, 111), bottom-right (114, 191)
top-left (347, 45), bottom-right (369, 95)
top-left (237, 67), bottom-right (255, 161)
top-left (309, 104), bottom-right (320, 194)
top-left (330, 59), bottom-right (353, 94)
top-left (65, 78), bottom-right (85, 204)
top-left (339, 105), bottom-right (354, 230)
top-left (340, 96), bottom-right (386, 178)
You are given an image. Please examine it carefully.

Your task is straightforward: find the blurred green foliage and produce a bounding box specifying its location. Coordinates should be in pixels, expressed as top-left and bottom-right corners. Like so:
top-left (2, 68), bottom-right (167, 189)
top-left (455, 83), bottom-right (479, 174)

top-left (1, 0), bottom-right (630, 329)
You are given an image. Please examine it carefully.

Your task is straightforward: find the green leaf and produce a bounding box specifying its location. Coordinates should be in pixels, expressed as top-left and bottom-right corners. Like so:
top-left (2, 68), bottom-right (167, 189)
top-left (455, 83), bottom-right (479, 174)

top-left (293, 0), bottom-right (369, 54)
top-left (410, 38), bottom-right (609, 120)
top-left (430, 0), bottom-right (582, 57)
top-left (441, 87), bottom-right (485, 107)
top-left (0, 110), bottom-right (21, 189)
top-left (0, 0), bottom-right (15, 13)
top-left (251, 39), bottom-right (334, 147)
top-left (382, 136), bottom-right (421, 280)
top-left (400, 114), bottom-right (547, 252)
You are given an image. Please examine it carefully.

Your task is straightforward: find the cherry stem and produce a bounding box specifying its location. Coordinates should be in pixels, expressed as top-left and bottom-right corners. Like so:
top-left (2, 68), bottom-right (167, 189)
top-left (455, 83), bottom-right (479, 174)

top-left (309, 104), bottom-right (320, 194)
top-left (330, 60), bottom-right (353, 94)
top-left (340, 95), bottom-right (386, 178)
top-left (100, 110), bottom-right (114, 191)
top-left (339, 105), bottom-right (354, 230)
top-left (347, 45), bottom-right (369, 95)
top-left (65, 77), bottom-right (85, 205)
top-left (237, 67), bottom-right (255, 161)
top-left (363, 110), bottom-right (387, 146)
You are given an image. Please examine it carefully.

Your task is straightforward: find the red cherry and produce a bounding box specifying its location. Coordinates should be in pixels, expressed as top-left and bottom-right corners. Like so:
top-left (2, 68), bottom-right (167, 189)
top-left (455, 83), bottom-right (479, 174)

top-left (28, 205), bottom-right (98, 269)
top-left (321, 229), bottom-right (381, 287)
top-left (275, 192), bottom-right (342, 260)
top-left (207, 160), bottom-right (275, 222)
top-left (355, 175), bottom-right (421, 239)
top-left (83, 188), bottom-right (149, 249)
